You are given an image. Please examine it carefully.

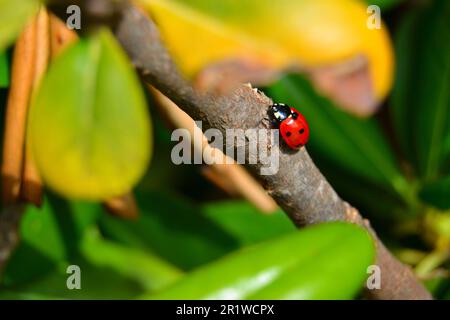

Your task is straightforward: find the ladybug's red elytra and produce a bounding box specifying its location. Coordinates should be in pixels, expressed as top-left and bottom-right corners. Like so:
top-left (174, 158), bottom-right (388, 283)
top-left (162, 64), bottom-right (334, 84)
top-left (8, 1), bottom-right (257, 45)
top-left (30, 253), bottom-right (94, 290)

top-left (268, 103), bottom-right (310, 149)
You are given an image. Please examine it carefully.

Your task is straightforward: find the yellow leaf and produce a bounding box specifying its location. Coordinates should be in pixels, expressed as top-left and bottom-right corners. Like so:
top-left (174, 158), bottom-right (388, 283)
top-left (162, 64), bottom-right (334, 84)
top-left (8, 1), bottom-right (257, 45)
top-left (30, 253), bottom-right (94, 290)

top-left (29, 30), bottom-right (152, 200)
top-left (141, 0), bottom-right (393, 101)
top-left (142, 0), bottom-right (290, 77)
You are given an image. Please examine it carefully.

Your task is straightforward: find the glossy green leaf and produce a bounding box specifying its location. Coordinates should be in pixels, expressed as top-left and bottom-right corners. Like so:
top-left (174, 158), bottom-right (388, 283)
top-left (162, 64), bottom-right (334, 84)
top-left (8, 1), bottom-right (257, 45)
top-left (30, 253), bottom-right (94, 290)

top-left (0, 0), bottom-right (37, 52)
top-left (316, 161), bottom-right (415, 220)
top-left (146, 223), bottom-right (375, 300)
top-left (267, 75), bottom-right (408, 197)
top-left (391, 1), bottom-right (450, 180)
top-left (28, 29), bottom-right (152, 200)
top-left (420, 175), bottom-right (450, 210)
top-left (0, 51), bottom-right (8, 87)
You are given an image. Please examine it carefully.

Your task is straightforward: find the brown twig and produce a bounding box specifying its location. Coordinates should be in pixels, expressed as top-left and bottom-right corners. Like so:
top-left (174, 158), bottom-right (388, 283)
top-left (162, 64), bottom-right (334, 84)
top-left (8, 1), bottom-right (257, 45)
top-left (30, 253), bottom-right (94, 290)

top-left (49, 1), bottom-right (432, 299)
top-left (21, 8), bottom-right (51, 207)
top-left (49, 13), bottom-right (78, 58)
top-left (1, 19), bottom-right (37, 205)
top-left (150, 87), bottom-right (277, 213)
top-left (103, 193), bottom-right (139, 220)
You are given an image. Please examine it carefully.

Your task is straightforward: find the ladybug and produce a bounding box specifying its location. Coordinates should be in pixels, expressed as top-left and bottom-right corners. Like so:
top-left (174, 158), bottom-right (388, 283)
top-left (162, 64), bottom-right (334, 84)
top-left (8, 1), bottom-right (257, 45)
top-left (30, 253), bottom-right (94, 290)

top-left (268, 103), bottom-right (310, 149)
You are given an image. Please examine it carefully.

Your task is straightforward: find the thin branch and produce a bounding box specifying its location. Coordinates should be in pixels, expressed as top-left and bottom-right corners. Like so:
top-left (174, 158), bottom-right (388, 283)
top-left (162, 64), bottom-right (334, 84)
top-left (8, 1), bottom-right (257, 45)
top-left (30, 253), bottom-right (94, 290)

top-left (21, 7), bottom-right (51, 207)
top-left (50, 1), bottom-right (431, 299)
top-left (1, 19), bottom-right (37, 205)
top-left (49, 13), bottom-right (78, 58)
top-left (150, 87), bottom-right (278, 213)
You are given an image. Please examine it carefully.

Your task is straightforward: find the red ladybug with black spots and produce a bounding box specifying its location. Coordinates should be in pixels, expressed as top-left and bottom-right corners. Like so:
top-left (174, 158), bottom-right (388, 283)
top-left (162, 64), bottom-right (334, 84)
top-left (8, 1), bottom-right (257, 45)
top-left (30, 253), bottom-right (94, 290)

top-left (268, 103), bottom-right (310, 149)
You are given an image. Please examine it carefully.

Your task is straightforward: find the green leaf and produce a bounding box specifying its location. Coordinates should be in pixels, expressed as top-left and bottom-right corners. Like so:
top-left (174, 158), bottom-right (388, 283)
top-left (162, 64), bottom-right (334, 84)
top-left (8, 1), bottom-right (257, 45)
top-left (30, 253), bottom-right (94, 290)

top-left (267, 75), bottom-right (408, 197)
top-left (145, 222), bottom-right (375, 300)
top-left (0, 51), bottom-right (8, 87)
top-left (390, 10), bottom-right (420, 165)
top-left (81, 227), bottom-right (182, 292)
top-left (0, 0), bottom-right (37, 52)
top-left (28, 28), bottom-right (152, 200)
top-left (317, 162), bottom-right (415, 220)
top-left (391, 1), bottom-right (450, 180)
top-left (419, 175), bottom-right (450, 210)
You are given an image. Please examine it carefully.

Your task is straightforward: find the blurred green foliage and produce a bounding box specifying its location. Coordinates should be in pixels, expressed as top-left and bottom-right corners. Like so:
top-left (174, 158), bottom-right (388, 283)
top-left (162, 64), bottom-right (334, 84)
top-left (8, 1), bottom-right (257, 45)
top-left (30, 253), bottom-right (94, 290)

top-left (391, 0), bottom-right (450, 182)
top-left (420, 176), bottom-right (450, 210)
top-left (0, 193), bottom-right (372, 299)
top-left (392, 0), bottom-right (450, 211)
top-left (0, 194), bottom-right (181, 298)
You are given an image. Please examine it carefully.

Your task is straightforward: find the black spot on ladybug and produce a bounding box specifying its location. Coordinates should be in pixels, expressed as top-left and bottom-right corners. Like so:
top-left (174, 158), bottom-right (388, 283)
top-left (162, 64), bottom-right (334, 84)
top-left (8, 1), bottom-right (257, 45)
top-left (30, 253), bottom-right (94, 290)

top-left (299, 129), bottom-right (305, 134)
top-left (292, 112), bottom-right (299, 119)
top-left (286, 131), bottom-right (291, 137)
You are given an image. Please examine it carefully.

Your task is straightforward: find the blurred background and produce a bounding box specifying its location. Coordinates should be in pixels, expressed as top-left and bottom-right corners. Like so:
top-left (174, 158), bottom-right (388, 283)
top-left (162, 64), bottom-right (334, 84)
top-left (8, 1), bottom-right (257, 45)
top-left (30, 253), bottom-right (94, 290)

top-left (0, 0), bottom-right (449, 299)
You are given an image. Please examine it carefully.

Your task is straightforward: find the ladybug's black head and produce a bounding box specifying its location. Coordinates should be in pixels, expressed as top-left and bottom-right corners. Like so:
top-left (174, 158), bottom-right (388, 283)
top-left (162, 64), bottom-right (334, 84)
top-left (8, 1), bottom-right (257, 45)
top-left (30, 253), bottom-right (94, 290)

top-left (268, 103), bottom-right (291, 126)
